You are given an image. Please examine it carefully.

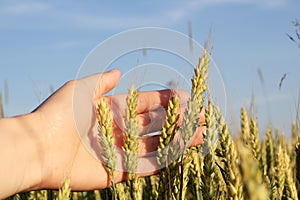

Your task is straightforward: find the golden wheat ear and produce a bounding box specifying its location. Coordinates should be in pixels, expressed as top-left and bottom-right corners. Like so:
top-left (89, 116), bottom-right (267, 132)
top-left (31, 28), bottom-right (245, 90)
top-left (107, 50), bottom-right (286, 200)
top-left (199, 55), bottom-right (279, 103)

top-left (57, 178), bottom-right (71, 200)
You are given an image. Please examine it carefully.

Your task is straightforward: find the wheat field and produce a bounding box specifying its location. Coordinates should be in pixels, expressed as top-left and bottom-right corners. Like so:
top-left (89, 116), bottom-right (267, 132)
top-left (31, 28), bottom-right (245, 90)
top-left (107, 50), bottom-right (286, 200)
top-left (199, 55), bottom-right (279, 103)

top-left (3, 47), bottom-right (300, 200)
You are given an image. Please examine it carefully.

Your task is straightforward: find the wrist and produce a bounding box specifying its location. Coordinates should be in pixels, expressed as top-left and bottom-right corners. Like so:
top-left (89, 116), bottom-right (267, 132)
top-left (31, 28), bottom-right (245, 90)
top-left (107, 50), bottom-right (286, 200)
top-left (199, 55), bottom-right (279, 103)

top-left (0, 113), bottom-right (45, 198)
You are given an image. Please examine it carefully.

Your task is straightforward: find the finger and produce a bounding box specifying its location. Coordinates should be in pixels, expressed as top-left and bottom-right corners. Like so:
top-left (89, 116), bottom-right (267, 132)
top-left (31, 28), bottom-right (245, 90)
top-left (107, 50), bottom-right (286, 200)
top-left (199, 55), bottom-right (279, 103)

top-left (95, 69), bottom-right (121, 96)
top-left (188, 126), bottom-right (206, 147)
top-left (77, 69), bottom-right (121, 99)
top-left (136, 125), bottom-right (205, 154)
top-left (136, 108), bottom-right (166, 135)
top-left (138, 135), bottom-right (160, 153)
top-left (107, 89), bottom-right (190, 116)
top-left (112, 130), bottom-right (161, 154)
top-left (111, 108), bottom-right (166, 137)
top-left (116, 156), bottom-right (160, 183)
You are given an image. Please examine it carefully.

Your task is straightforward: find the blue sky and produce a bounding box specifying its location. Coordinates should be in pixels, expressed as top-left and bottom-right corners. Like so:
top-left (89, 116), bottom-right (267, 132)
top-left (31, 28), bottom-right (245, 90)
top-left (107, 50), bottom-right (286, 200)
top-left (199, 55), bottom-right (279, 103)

top-left (0, 0), bottom-right (299, 136)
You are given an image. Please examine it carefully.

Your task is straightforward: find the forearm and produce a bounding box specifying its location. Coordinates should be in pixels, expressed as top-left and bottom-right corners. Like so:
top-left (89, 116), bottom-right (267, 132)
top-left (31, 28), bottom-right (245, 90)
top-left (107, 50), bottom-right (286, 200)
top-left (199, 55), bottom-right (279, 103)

top-left (0, 114), bottom-right (43, 199)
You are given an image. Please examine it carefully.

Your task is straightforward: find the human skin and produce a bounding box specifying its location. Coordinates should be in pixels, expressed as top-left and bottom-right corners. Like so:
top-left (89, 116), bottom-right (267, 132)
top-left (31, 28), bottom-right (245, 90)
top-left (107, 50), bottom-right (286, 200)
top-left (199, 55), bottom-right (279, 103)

top-left (0, 69), bottom-right (205, 199)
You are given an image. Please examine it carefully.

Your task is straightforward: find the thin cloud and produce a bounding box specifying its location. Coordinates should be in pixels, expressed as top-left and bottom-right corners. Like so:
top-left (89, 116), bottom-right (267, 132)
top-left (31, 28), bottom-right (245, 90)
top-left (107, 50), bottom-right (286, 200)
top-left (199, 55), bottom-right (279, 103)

top-left (49, 41), bottom-right (83, 49)
top-left (241, 93), bottom-right (289, 107)
top-left (1, 2), bottom-right (51, 15)
top-left (186, 0), bottom-right (289, 9)
top-left (0, 0), bottom-right (291, 31)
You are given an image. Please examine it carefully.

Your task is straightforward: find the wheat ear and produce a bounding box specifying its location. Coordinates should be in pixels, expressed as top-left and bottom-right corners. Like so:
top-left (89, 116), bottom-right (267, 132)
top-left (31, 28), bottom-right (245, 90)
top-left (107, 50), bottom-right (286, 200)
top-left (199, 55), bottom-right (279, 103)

top-left (179, 48), bottom-right (210, 199)
top-left (249, 118), bottom-right (263, 172)
top-left (217, 111), bottom-right (243, 200)
top-left (240, 107), bottom-right (249, 145)
top-left (265, 126), bottom-right (274, 179)
top-left (57, 178), bottom-right (71, 200)
top-left (156, 93), bottom-right (180, 200)
top-left (270, 145), bottom-right (285, 199)
top-left (282, 148), bottom-right (298, 200)
top-left (123, 84), bottom-right (141, 200)
top-left (96, 97), bottom-right (117, 199)
top-left (238, 143), bottom-right (268, 200)
top-left (201, 101), bottom-right (219, 199)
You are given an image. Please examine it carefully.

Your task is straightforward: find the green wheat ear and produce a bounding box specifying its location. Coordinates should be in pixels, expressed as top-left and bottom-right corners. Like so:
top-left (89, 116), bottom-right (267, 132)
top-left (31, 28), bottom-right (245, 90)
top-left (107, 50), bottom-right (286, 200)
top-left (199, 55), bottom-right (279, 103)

top-left (96, 96), bottom-right (117, 199)
top-left (201, 101), bottom-right (220, 200)
top-left (123, 84), bottom-right (141, 200)
top-left (57, 178), bottom-right (71, 200)
top-left (123, 84), bottom-right (139, 178)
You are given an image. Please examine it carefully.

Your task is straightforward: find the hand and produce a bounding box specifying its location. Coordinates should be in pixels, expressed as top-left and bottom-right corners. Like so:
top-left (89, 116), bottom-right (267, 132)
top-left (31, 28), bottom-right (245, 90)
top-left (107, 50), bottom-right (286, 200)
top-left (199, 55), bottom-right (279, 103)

top-left (0, 69), bottom-right (205, 198)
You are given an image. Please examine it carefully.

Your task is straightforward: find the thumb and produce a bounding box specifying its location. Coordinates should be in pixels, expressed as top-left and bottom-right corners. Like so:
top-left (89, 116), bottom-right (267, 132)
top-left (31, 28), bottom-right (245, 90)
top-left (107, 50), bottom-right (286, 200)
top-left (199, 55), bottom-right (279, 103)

top-left (77, 69), bottom-right (121, 99)
top-left (96, 69), bottom-right (121, 96)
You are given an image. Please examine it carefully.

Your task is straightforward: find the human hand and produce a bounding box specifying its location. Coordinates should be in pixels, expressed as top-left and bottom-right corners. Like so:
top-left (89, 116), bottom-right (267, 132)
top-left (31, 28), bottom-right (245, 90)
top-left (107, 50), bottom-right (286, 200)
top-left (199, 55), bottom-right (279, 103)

top-left (0, 69), bottom-right (205, 198)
